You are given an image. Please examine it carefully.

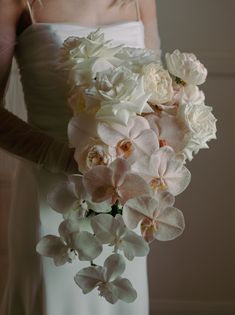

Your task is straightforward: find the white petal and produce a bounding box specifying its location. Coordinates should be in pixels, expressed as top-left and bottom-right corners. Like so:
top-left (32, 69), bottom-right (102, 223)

top-left (112, 277), bottom-right (137, 303)
top-left (91, 214), bottom-right (119, 243)
top-left (74, 266), bottom-right (104, 294)
top-left (156, 206), bottom-right (185, 241)
top-left (36, 235), bottom-right (69, 266)
top-left (47, 181), bottom-right (77, 214)
top-left (104, 254), bottom-right (126, 282)
top-left (122, 195), bottom-right (156, 229)
top-left (122, 230), bottom-right (149, 260)
top-left (72, 231), bottom-right (102, 261)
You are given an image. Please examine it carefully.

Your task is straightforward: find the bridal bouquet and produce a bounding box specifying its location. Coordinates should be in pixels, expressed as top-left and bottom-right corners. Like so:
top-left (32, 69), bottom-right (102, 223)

top-left (36, 30), bottom-right (217, 304)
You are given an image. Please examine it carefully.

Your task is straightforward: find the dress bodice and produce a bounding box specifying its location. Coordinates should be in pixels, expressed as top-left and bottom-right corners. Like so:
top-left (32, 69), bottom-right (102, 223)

top-left (15, 21), bottom-right (146, 142)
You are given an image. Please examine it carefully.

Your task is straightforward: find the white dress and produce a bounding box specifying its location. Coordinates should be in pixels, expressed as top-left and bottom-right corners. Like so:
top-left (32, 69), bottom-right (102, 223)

top-left (1, 21), bottom-right (160, 315)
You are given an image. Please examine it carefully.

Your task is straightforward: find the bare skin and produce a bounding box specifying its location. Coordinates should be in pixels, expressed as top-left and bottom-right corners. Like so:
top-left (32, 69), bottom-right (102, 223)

top-left (0, 0), bottom-right (159, 100)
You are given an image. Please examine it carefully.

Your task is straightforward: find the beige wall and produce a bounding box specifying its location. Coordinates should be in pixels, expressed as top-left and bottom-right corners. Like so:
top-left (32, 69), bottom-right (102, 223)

top-left (148, 1), bottom-right (235, 314)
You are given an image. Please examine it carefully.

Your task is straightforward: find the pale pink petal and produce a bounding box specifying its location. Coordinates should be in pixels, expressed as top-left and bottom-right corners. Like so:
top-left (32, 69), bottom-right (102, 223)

top-left (47, 181), bottom-right (78, 214)
top-left (122, 230), bottom-right (149, 260)
top-left (155, 147), bottom-right (191, 196)
top-left (110, 158), bottom-right (130, 187)
top-left (122, 195), bottom-right (156, 229)
top-left (104, 254), bottom-right (125, 282)
top-left (155, 206), bottom-right (185, 241)
top-left (58, 219), bottom-right (81, 246)
top-left (68, 114), bottom-right (97, 150)
top-left (91, 214), bottom-right (119, 244)
top-left (128, 116), bottom-right (150, 139)
top-left (72, 231), bottom-right (102, 261)
top-left (97, 121), bottom-right (128, 146)
top-left (98, 282), bottom-right (119, 304)
top-left (118, 173), bottom-right (150, 204)
top-left (112, 278), bottom-right (137, 303)
top-left (68, 174), bottom-right (87, 200)
top-left (132, 129), bottom-right (159, 158)
top-left (36, 235), bottom-right (69, 266)
top-left (83, 165), bottom-right (114, 203)
top-left (74, 266), bottom-right (104, 293)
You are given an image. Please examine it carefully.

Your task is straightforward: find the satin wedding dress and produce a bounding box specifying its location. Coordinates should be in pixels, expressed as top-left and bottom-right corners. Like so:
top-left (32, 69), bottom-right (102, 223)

top-left (1, 19), bottom-right (161, 315)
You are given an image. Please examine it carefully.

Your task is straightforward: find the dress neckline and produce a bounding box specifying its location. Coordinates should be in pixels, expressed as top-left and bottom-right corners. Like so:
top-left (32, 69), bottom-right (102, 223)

top-left (17, 20), bottom-right (144, 41)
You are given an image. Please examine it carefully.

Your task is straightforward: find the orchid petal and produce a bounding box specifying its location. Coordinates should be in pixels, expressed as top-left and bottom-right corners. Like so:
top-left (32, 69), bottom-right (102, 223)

top-left (74, 266), bottom-right (104, 293)
top-left (36, 235), bottom-right (69, 266)
top-left (72, 231), bottom-right (102, 261)
top-left (122, 230), bottom-right (149, 260)
top-left (91, 214), bottom-right (118, 244)
top-left (156, 206), bottom-right (185, 241)
top-left (104, 254), bottom-right (125, 282)
top-left (112, 278), bottom-right (137, 303)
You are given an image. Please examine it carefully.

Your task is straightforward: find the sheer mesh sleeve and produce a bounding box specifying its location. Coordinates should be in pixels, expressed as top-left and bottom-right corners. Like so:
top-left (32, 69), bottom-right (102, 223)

top-left (0, 106), bottom-right (77, 174)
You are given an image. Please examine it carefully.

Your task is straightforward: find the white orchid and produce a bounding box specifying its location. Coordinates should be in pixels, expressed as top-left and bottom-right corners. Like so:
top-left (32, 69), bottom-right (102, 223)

top-left (166, 49), bottom-right (208, 85)
top-left (123, 192), bottom-right (185, 243)
top-left (91, 214), bottom-right (149, 260)
top-left (131, 146), bottom-right (191, 196)
top-left (83, 158), bottom-right (150, 205)
top-left (74, 254), bottom-right (137, 304)
top-left (36, 219), bottom-right (102, 264)
top-left (97, 116), bottom-right (159, 163)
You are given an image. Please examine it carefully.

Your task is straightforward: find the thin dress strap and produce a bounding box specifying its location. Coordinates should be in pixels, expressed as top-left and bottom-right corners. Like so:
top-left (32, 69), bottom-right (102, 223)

top-left (26, 1), bottom-right (35, 23)
top-left (135, 0), bottom-right (141, 21)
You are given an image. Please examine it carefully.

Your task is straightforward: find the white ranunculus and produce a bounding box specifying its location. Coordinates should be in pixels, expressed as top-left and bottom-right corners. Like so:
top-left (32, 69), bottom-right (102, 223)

top-left (178, 85), bottom-right (205, 106)
top-left (142, 62), bottom-right (173, 104)
top-left (178, 102), bottom-right (217, 160)
top-left (116, 47), bottom-right (159, 73)
top-left (74, 254), bottom-right (137, 304)
top-left (165, 49), bottom-right (208, 85)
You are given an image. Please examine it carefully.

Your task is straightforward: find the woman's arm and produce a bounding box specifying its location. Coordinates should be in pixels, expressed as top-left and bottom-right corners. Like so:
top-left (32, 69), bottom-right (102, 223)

top-left (0, 0), bottom-right (23, 100)
top-left (139, 0), bottom-right (161, 53)
top-left (0, 0), bottom-right (77, 174)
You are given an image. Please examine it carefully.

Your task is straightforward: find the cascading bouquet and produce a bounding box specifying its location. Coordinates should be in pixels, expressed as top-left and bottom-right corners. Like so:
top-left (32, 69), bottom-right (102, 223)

top-left (36, 29), bottom-right (217, 304)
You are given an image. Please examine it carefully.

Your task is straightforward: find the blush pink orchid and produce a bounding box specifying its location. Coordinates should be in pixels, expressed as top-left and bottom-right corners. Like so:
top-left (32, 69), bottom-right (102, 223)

top-left (132, 146), bottom-right (191, 196)
top-left (123, 192), bottom-right (185, 243)
top-left (83, 158), bottom-right (150, 205)
top-left (97, 116), bottom-right (159, 163)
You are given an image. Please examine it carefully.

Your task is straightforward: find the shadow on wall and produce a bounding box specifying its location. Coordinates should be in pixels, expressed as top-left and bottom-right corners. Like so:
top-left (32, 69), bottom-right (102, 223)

top-left (149, 1), bottom-right (235, 315)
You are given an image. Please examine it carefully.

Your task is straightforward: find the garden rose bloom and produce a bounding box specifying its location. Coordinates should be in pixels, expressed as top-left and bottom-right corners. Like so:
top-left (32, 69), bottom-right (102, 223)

top-left (178, 102), bottom-right (217, 160)
top-left (166, 49), bottom-right (208, 85)
top-left (142, 62), bottom-right (173, 104)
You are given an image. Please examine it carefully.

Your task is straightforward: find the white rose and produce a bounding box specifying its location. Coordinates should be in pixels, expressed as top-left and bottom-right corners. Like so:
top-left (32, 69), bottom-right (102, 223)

top-left (95, 66), bottom-right (153, 125)
top-left (178, 85), bottom-right (205, 106)
top-left (178, 102), bottom-right (217, 160)
top-left (60, 29), bottom-right (123, 85)
top-left (165, 49), bottom-right (208, 85)
top-left (142, 62), bottom-right (173, 104)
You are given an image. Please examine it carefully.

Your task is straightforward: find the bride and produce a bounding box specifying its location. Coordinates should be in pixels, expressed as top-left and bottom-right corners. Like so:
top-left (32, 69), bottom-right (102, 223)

top-left (0, 0), bottom-right (161, 314)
